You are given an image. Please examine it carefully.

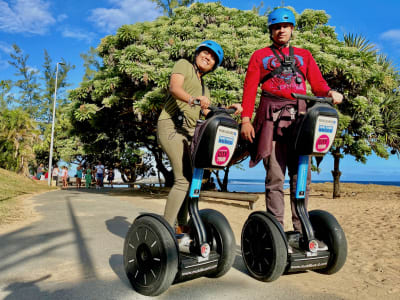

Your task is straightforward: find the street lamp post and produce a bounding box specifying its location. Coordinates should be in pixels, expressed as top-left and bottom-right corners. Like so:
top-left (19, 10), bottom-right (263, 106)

top-left (48, 62), bottom-right (65, 186)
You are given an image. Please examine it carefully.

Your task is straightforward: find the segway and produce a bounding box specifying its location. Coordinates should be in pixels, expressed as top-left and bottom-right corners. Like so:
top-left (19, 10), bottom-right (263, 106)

top-left (241, 93), bottom-right (347, 282)
top-left (123, 104), bottom-right (239, 296)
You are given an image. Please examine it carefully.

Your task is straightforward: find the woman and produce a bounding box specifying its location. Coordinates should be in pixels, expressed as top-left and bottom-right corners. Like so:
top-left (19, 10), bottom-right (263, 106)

top-left (157, 40), bottom-right (242, 236)
top-left (52, 164), bottom-right (59, 186)
top-left (62, 166), bottom-right (69, 188)
top-left (85, 165), bottom-right (92, 188)
top-left (76, 164), bottom-right (83, 189)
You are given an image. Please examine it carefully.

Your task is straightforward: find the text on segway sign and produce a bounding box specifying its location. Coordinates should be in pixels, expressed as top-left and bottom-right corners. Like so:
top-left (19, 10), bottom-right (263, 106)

top-left (214, 146), bottom-right (230, 165)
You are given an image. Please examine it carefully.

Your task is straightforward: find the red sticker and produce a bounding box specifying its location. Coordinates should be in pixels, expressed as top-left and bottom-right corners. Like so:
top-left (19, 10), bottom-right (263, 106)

top-left (316, 134), bottom-right (330, 152)
top-left (214, 146), bottom-right (230, 165)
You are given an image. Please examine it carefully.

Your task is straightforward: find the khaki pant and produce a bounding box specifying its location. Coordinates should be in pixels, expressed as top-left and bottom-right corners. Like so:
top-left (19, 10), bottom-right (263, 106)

top-left (157, 118), bottom-right (195, 227)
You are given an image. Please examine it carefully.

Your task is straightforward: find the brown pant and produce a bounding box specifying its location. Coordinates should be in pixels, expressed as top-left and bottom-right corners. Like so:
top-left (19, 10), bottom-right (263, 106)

top-left (263, 141), bottom-right (311, 232)
top-left (157, 118), bottom-right (194, 227)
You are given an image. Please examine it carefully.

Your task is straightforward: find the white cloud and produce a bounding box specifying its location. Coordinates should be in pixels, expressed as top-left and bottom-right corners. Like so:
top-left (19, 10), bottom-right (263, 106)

top-left (380, 29), bottom-right (400, 44)
top-left (57, 13), bottom-right (68, 22)
top-left (0, 41), bottom-right (13, 54)
top-left (89, 0), bottom-right (162, 34)
top-left (0, 0), bottom-right (55, 35)
top-left (61, 28), bottom-right (96, 43)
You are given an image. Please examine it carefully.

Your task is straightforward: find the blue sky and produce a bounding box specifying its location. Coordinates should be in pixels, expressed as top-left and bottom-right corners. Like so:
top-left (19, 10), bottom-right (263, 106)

top-left (0, 0), bottom-right (399, 181)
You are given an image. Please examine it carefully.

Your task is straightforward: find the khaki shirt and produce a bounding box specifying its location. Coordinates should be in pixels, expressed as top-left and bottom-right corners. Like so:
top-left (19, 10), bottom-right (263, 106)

top-left (159, 59), bottom-right (211, 128)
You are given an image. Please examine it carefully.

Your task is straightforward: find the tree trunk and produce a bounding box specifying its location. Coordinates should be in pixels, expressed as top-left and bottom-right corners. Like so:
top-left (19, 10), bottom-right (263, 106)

top-left (150, 147), bottom-right (174, 187)
top-left (221, 167), bottom-right (230, 192)
top-left (331, 150), bottom-right (342, 198)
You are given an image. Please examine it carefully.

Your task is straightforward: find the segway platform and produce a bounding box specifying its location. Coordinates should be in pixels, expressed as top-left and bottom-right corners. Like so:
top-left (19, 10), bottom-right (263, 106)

top-left (175, 251), bottom-right (220, 282)
top-left (285, 232), bottom-right (330, 272)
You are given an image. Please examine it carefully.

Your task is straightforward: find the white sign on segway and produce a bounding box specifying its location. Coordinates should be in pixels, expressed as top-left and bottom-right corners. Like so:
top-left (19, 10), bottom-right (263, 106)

top-left (312, 116), bottom-right (338, 154)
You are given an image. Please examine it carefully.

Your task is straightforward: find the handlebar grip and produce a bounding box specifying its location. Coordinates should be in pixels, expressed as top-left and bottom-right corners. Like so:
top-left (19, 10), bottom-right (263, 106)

top-left (291, 93), bottom-right (333, 105)
top-left (192, 99), bottom-right (237, 115)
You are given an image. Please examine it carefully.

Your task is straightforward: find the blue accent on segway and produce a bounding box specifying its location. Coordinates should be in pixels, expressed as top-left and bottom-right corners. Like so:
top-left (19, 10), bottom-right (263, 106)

top-left (295, 155), bottom-right (309, 199)
top-left (189, 168), bottom-right (204, 198)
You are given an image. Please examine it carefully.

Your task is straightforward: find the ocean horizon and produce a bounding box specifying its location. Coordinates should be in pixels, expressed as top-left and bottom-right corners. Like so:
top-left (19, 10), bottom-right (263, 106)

top-left (227, 178), bottom-right (400, 193)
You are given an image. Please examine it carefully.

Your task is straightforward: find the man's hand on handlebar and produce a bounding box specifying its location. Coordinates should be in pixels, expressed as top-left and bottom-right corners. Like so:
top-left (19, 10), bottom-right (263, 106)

top-left (328, 90), bottom-right (343, 105)
top-left (240, 117), bottom-right (255, 143)
top-left (227, 103), bottom-right (243, 115)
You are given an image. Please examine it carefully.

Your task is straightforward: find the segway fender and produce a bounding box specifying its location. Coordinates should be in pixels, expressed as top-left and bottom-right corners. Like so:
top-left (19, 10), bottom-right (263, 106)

top-left (248, 211), bottom-right (288, 249)
top-left (134, 213), bottom-right (179, 253)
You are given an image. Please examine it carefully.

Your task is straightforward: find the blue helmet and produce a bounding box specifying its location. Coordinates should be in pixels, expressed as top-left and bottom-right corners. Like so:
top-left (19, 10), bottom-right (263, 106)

top-left (195, 40), bottom-right (224, 69)
top-left (268, 8), bottom-right (296, 27)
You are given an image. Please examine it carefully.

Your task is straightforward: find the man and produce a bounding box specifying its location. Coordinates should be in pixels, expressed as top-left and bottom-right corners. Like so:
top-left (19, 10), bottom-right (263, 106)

top-left (95, 161), bottom-right (105, 189)
top-left (240, 8), bottom-right (343, 232)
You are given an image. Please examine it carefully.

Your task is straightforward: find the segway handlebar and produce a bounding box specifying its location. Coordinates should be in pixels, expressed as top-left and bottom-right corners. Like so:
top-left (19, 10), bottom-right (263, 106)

top-left (292, 93), bottom-right (333, 105)
top-left (193, 99), bottom-right (237, 115)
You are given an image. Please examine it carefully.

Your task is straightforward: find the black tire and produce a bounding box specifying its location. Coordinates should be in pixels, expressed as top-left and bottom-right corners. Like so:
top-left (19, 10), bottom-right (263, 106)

top-left (309, 210), bottom-right (347, 275)
top-left (198, 209), bottom-right (236, 278)
top-left (241, 213), bottom-right (287, 282)
top-left (123, 215), bottom-right (178, 296)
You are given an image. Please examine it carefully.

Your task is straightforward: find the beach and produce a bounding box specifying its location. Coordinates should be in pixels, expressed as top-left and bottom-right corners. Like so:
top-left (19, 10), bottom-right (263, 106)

top-left (112, 182), bottom-right (400, 299)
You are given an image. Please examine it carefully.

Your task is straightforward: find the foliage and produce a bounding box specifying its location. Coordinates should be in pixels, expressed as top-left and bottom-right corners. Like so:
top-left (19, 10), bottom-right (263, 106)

top-left (80, 46), bottom-right (102, 82)
top-left (150, 0), bottom-right (195, 17)
top-left (69, 3), bottom-right (400, 187)
top-left (7, 44), bottom-right (41, 120)
top-left (0, 108), bottom-right (39, 175)
top-left (2, 44), bottom-right (77, 174)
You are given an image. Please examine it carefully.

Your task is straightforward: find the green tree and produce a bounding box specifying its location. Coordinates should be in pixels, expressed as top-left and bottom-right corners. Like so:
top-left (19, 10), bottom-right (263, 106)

top-left (40, 50), bottom-right (74, 125)
top-left (69, 3), bottom-right (400, 194)
top-left (80, 46), bottom-right (101, 81)
top-left (151, 0), bottom-right (196, 16)
top-left (5, 44), bottom-right (76, 171)
top-left (0, 108), bottom-right (39, 175)
top-left (8, 44), bottom-right (41, 119)
top-left (0, 80), bottom-right (13, 110)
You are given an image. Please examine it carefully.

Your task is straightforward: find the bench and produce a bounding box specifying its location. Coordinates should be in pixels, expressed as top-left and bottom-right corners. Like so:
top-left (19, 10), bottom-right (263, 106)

top-left (199, 191), bottom-right (259, 210)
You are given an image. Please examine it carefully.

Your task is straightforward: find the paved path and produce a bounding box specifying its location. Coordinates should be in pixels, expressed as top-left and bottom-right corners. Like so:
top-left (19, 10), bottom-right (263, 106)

top-left (0, 189), bottom-right (339, 299)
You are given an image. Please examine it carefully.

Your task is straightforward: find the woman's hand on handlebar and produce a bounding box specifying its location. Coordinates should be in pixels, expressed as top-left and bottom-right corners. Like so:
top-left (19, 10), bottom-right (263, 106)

top-left (241, 117), bottom-right (255, 143)
top-left (196, 96), bottom-right (211, 110)
top-left (227, 103), bottom-right (243, 115)
top-left (328, 90), bottom-right (343, 105)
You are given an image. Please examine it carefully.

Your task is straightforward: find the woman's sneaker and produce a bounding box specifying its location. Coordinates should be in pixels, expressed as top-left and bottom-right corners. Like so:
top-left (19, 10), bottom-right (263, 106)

top-left (176, 233), bottom-right (192, 253)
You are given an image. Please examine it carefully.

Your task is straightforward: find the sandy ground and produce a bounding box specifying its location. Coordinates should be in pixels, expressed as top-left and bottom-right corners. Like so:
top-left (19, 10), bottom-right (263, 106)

top-left (1, 183), bottom-right (399, 299)
top-left (111, 183), bottom-right (400, 300)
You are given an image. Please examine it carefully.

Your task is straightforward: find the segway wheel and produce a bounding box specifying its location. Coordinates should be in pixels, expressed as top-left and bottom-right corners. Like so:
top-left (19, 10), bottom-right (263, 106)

top-left (309, 210), bottom-right (347, 275)
top-left (241, 213), bottom-right (287, 282)
top-left (123, 215), bottom-right (178, 296)
top-left (198, 209), bottom-right (236, 278)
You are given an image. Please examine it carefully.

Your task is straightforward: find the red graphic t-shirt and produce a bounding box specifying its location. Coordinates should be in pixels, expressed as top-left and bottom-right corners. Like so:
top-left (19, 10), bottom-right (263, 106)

top-left (241, 45), bottom-right (331, 118)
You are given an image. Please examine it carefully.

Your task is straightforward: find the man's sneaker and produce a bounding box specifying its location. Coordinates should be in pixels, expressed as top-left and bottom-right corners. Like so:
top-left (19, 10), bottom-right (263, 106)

top-left (316, 239), bottom-right (328, 251)
top-left (288, 245), bottom-right (293, 254)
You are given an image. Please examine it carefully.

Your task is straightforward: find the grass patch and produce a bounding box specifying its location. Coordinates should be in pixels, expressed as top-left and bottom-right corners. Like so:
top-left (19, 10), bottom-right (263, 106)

top-left (0, 168), bottom-right (54, 225)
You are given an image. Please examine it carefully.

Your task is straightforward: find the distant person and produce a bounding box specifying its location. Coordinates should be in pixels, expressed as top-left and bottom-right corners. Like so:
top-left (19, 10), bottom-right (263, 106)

top-left (95, 161), bottom-right (105, 189)
top-left (37, 163), bottom-right (44, 179)
top-left (52, 164), bottom-right (59, 186)
top-left (85, 165), bottom-right (92, 188)
top-left (76, 164), bottom-right (83, 189)
top-left (107, 168), bottom-right (115, 188)
top-left (62, 166), bottom-right (69, 188)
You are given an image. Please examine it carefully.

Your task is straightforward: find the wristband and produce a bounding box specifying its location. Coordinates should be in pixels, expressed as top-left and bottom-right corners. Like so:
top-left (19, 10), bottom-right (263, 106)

top-left (188, 96), bottom-right (195, 107)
